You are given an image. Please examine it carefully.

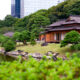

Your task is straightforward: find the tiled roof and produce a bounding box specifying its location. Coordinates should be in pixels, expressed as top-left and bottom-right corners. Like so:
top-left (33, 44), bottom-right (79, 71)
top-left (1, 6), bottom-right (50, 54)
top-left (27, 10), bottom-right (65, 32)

top-left (47, 26), bottom-right (80, 32)
top-left (49, 15), bottom-right (80, 27)
top-left (49, 20), bottom-right (65, 27)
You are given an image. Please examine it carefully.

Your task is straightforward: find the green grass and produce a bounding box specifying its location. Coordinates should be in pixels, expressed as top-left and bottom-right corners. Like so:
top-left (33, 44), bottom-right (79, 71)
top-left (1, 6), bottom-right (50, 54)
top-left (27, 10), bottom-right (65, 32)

top-left (16, 43), bottom-right (76, 56)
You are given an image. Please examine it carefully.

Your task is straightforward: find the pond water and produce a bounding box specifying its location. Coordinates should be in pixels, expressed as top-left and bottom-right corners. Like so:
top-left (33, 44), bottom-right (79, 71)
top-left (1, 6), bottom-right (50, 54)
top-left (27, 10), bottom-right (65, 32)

top-left (0, 54), bottom-right (16, 62)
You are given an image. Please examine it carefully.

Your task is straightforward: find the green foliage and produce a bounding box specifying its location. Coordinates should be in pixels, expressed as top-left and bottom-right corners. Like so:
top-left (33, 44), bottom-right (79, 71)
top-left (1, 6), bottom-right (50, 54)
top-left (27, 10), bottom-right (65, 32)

top-left (0, 20), bottom-right (5, 27)
top-left (71, 52), bottom-right (80, 58)
top-left (30, 31), bottom-right (36, 45)
top-left (0, 34), bottom-right (16, 52)
top-left (4, 15), bottom-right (18, 27)
top-left (61, 31), bottom-right (80, 47)
top-left (30, 40), bottom-right (36, 45)
top-left (13, 16), bottom-right (29, 31)
top-left (26, 14), bottom-right (50, 39)
top-left (63, 0), bottom-right (80, 16)
top-left (48, 14), bottom-right (58, 23)
top-left (3, 40), bottom-right (16, 52)
top-left (14, 27), bottom-right (26, 32)
top-left (19, 31), bottom-right (30, 44)
top-left (0, 54), bottom-right (80, 80)
top-left (0, 35), bottom-right (10, 46)
top-left (71, 44), bottom-right (80, 50)
top-left (12, 32), bottom-right (20, 41)
top-left (47, 0), bottom-right (80, 22)
top-left (0, 27), bottom-right (14, 34)
top-left (27, 14), bottom-right (50, 30)
top-left (13, 31), bottom-right (30, 45)
top-left (30, 9), bottom-right (47, 18)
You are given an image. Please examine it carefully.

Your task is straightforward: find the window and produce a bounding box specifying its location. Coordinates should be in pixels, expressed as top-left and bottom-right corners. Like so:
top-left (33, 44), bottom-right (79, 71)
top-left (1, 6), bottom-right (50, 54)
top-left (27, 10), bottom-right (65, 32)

top-left (54, 33), bottom-right (61, 41)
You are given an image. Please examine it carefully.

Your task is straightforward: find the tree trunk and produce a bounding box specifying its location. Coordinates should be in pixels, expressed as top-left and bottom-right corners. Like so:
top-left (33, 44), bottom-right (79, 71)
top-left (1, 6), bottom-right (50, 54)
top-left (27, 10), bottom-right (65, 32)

top-left (23, 40), bottom-right (27, 45)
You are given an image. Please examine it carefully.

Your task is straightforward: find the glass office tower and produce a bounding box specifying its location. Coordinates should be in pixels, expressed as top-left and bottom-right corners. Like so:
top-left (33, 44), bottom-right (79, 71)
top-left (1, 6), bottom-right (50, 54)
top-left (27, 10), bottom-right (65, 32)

top-left (15, 0), bottom-right (20, 18)
top-left (11, 0), bottom-right (20, 18)
top-left (11, 0), bottom-right (63, 18)
top-left (11, 0), bottom-right (15, 17)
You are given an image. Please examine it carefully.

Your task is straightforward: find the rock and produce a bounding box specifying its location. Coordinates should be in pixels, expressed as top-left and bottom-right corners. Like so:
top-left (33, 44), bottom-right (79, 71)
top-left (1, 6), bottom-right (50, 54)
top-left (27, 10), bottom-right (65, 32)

top-left (17, 50), bottom-right (23, 53)
top-left (0, 48), bottom-right (61, 61)
top-left (25, 54), bottom-right (28, 58)
top-left (20, 54), bottom-right (25, 57)
top-left (41, 43), bottom-right (48, 46)
top-left (52, 53), bottom-right (59, 61)
top-left (28, 53), bottom-right (42, 59)
top-left (53, 53), bottom-right (59, 56)
top-left (33, 53), bottom-right (42, 59)
top-left (45, 51), bottom-right (54, 56)
top-left (52, 56), bottom-right (57, 61)
top-left (8, 51), bottom-right (19, 56)
top-left (11, 51), bottom-right (19, 55)
top-left (0, 48), bottom-right (5, 53)
top-left (62, 56), bottom-right (67, 60)
top-left (25, 52), bottom-right (28, 55)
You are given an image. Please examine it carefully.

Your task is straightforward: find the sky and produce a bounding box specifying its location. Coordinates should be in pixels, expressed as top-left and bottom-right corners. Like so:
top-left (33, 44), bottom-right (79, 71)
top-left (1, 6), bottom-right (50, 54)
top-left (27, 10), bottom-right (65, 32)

top-left (0, 0), bottom-right (11, 20)
top-left (0, 0), bottom-right (63, 20)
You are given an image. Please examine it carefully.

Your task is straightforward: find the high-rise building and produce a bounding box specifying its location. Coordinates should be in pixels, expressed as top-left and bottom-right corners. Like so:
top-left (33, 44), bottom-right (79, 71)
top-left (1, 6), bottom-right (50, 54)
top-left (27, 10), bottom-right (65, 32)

top-left (11, 0), bottom-right (20, 18)
top-left (11, 0), bottom-right (15, 17)
top-left (11, 0), bottom-right (64, 18)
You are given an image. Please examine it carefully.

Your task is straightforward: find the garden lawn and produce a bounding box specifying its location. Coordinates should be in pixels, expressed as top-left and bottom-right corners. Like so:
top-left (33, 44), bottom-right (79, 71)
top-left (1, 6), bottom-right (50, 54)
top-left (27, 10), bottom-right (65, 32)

top-left (16, 43), bottom-right (78, 56)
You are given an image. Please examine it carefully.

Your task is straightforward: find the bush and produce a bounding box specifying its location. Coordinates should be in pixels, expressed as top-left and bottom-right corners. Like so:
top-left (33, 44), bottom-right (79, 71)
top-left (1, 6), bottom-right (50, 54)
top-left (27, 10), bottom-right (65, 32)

top-left (3, 40), bottom-right (16, 52)
top-left (0, 53), bottom-right (80, 80)
top-left (0, 35), bottom-right (11, 46)
top-left (71, 44), bottom-right (80, 50)
top-left (71, 53), bottom-right (80, 59)
top-left (30, 32), bottom-right (36, 45)
top-left (61, 31), bottom-right (80, 51)
top-left (30, 40), bottom-right (36, 45)
top-left (61, 31), bottom-right (80, 47)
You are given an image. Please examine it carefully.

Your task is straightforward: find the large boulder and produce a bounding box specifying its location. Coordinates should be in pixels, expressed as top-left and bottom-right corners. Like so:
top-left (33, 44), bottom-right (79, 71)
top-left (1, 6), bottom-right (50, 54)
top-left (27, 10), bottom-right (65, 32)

top-left (41, 43), bottom-right (48, 46)
top-left (28, 53), bottom-right (43, 59)
top-left (8, 51), bottom-right (19, 56)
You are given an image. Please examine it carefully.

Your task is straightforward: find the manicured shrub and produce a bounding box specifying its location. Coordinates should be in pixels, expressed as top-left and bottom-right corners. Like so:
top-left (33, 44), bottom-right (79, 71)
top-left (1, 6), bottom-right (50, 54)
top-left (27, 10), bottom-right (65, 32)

top-left (0, 35), bottom-right (10, 46)
top-left (61, 31), bottom-right (80, 51)
top-left (30, 40), bottom-right (36, 45)
top-left (3, 40), bottom-right (16, 52)
top-left (71, 44), bottom-right (80, 50)
top-left (61, 31), bottom-right (80, 47)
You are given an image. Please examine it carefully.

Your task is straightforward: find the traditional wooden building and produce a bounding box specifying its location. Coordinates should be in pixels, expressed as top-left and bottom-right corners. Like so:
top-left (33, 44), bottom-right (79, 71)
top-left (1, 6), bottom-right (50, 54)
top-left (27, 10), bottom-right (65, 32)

top-left (39, 15), bottom-right (80, 43)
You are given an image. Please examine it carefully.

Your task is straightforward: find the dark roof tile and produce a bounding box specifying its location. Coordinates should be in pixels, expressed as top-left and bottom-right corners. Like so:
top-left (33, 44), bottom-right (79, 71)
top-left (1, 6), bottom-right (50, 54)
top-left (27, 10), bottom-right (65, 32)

top-left (49, 15), bottom-right (80, 27)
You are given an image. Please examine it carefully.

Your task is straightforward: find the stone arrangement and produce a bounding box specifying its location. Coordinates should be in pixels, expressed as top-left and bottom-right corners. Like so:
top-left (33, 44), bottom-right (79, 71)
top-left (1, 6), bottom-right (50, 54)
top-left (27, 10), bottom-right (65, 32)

top-left (0, 48), bottom-right (67, 61)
